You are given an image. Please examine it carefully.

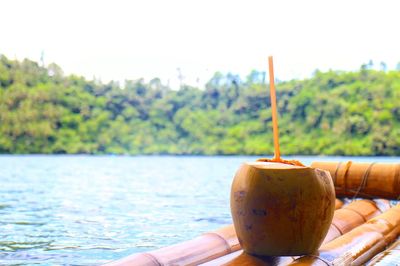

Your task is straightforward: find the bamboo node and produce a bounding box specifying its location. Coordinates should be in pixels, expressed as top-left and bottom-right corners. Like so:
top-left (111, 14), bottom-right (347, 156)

top-left (352, 162), bottom-right (376, 200)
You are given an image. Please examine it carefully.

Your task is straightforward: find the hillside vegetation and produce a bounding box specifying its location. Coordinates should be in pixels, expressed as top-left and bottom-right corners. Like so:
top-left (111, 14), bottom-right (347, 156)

top-left (1, 55), bottom-right (399, 155)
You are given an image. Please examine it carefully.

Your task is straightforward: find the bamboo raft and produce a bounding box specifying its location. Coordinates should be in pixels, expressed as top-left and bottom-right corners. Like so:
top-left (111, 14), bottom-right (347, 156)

top-left (105, 161), bottom-right (400, 266)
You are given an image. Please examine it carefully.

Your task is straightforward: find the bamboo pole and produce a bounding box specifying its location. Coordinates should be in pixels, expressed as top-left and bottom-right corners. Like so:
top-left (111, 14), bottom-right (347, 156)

top-left (334, 198), bottom-right (343, 210)
top-left (367, 238), bottom-right (400, 265)
top-left (104, 225), bottom-right (240, 266)
top-left (199, 200), bottom-right (389, 266)
top-left (323, 199), bottom-right (390, 243)
top-left (288, 204), bottom-right (400, 265)
top-left (311, 161), bottom-right (400, 200)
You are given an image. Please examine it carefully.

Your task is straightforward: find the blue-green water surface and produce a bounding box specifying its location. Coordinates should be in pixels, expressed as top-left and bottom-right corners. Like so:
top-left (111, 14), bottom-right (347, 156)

top-left (0, 155), bottom-right (399, 265)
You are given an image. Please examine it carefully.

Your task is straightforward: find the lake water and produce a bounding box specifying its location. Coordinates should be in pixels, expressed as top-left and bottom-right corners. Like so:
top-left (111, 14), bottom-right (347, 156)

top-left (0, 155), bottom-right (399, 265)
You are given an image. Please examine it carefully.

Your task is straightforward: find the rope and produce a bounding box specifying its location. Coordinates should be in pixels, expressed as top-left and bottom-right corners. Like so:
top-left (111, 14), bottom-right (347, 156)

top-left (292, 255), bottom-right (331, 265)
top-left (395, 164), bottom-right (400, 201)
top-left (352, 162), bottom-right (376, 200)
top-left (333, 161), bottom-right (342, 187)
top-left (343, 161), bottom-right (352, 196)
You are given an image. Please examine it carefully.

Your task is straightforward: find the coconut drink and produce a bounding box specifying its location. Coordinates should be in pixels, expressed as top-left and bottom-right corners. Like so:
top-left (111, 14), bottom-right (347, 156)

top-left (231, 161), bottom-right (335, 256)
top-left (230, 57), bottom-right (335, 256)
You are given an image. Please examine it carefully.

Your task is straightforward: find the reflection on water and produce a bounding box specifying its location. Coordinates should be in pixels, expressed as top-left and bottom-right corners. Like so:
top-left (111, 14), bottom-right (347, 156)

top-left (0, 155), bottom-right (398, 265)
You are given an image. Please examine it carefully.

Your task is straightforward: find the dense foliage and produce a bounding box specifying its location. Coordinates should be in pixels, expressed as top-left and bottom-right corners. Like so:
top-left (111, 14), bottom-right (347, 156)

top-left (1, 55), bottom-right (399, 155)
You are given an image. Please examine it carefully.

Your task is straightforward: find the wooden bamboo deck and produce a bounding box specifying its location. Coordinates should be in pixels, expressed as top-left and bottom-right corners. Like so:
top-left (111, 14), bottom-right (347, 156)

top-left (104, 199), bottom-right (399, 266)
top-left (105, 161), bottom-right (400, 266)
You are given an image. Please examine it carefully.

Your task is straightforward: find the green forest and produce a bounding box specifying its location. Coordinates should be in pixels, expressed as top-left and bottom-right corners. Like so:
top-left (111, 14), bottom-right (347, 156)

top-left (0, 55), bottom-right (399, 155)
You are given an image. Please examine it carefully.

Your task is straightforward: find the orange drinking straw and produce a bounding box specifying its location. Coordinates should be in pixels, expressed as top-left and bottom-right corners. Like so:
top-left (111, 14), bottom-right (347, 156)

top-left (259, 57), bottom-right (303, 166)
top-left (268, 56), bottom-right (281, 162)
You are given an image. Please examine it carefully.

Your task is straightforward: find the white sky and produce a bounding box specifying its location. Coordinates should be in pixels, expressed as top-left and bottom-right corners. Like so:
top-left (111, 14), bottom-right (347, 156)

top-left (1, 0), bottom-right (400, 88)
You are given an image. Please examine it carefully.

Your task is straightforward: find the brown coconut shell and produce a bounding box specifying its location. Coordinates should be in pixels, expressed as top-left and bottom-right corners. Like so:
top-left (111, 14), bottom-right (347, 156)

top-left (230, 162), bottom-right (335, 256)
